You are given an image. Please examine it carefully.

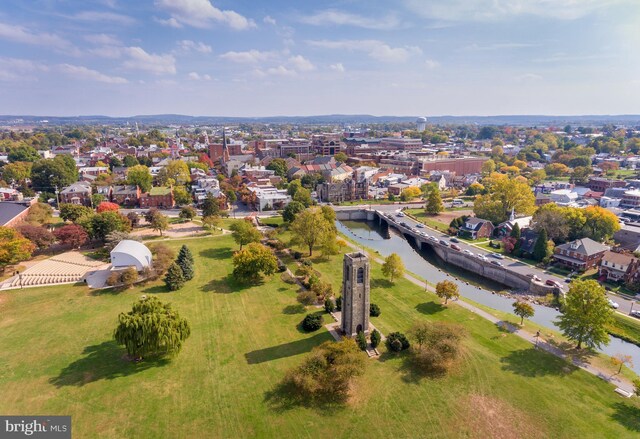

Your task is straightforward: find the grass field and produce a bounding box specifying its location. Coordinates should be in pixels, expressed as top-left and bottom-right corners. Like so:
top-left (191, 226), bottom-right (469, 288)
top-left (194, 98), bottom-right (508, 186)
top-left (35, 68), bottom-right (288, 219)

top-left (1, 234), bottom-right (640, 438)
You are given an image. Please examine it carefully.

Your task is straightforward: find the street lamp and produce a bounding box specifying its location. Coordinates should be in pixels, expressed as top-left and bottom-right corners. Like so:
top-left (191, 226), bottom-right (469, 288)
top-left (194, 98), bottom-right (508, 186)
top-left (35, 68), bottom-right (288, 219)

top-left (534, 330), bottom-right (540, 349)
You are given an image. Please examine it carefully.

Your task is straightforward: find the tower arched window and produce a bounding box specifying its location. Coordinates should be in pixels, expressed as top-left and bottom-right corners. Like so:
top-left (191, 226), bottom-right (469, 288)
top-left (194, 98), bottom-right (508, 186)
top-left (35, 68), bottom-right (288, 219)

top-left (357, 267), bottom-right (364, 284)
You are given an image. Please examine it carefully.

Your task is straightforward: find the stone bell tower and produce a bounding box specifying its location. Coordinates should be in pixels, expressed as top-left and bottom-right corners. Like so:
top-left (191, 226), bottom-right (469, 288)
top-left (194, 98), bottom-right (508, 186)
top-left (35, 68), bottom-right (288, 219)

top-left (341, 252), bottom-right (370, 337)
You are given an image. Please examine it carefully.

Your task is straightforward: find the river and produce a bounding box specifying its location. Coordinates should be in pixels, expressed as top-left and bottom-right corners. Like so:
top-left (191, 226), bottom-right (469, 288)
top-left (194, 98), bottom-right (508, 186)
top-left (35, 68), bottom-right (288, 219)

top-left (338, 219), bottom-right (640, 375)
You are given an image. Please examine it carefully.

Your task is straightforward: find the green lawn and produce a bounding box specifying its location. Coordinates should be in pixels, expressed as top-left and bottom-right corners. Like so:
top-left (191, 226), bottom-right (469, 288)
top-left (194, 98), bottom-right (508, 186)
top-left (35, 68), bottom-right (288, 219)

top-left (404, 209), bottom-right (450, 231)
top-left (1, 235), bottom-right (640, 438)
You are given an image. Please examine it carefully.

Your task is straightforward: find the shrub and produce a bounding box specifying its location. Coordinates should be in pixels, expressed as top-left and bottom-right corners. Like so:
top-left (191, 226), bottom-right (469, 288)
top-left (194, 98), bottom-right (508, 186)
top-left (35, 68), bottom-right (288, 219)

top-left (324, 297), bottom-right (336, 313)
top-left (311, 280), bottom-right (333, 301)
top-left (370, 329), bottom-right (381, 348)
top-left (301, 313), bottom-right (324, 332)
top-left (106, 267), bottom-right (138, 288)
top-left (386, 332), bottom-right (410, 352)
top-left (410, 322), bottom-right (464, 374)
top-left (370, 303), bottom-right (381, 317)
top-left (293, 251), bottom-right (303, 260)
top-left (356, 331), bottom-right (367, 351)
top-left (301, 259), bottom-right (313, 267)
top-left (148, 243), bottom-right (176, 278)
top-left (297, 290), bottom-right (317, 306)
top-left (336, 296), bottom-right (342, 311)
top-left (106, 272), bottom-right (121, 286)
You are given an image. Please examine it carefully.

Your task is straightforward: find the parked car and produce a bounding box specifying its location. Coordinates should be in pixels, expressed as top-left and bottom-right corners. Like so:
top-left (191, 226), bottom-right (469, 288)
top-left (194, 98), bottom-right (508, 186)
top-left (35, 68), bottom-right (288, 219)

top-left (439, 240), bottom-right (450, 247)
top-left (396, 212), bottom-right (405, 217)
top-left (491, 253), bottom-right (505, 259)
top-left (400, 222), bottom-right (408, 227)
top-left (416, 223), bottom-right (424, 228)
top-left (451, 244), bottom-right (461, 251)
top-left (463, 249), bottom-right (474, 255)
top-left (452, 198), bottom-right (465, 206)
top-left (526, 273), bottom-right (542, 282)
top-left (490, 260), bottom-right (503, 267)
top-left (477, 254), bottom-right (488, 261)
top-left (429, 236), bottom-right (438, 243)
top-left (450, 237), bottom-right (460, 243)
top-left (630, 310), bottom-right (640, 319)
top-left (546, 279), bottom-right (563, 288)
top-left (608, 299), bottom-right (620, 309)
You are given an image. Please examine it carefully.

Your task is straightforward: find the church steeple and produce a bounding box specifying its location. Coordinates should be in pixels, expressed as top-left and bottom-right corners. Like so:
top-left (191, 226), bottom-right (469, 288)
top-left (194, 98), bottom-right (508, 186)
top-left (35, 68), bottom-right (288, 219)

top-left (509, 207), bottom-right (515, 222)
top-left (222, 127), bottom-right (230, 162)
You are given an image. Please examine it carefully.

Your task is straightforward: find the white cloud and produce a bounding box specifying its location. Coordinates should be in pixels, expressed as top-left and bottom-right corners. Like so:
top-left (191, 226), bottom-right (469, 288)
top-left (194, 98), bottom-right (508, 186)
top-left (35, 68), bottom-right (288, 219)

top-left (155, 17), bottom-right (183, 28)
top-left (308, 39), bottom-right (422, 62)
top-left (404, 0), bottom-right (626, 22)
top-left (188, 72), bottom-right (212, 80)
top-left (263, 16), bottom-right (277, 26)
top-left (0, 22), bottom-right (76, 53)
top-left (515, 73), bottom-right (543, 82)
top-left (288, 55), bottom-right (315, 72)
top-left (300, 9), bottom-right (400, 30)
top-left (59, 64), bottom-right (128, 84)
top-left (424, 59), bottom-right (440, 69)
top-left (220, 49), bottom-right (275, 63)
top-left (0, 57), bottom-right (48, 81)
top-left (462, 42), bottom-right (537, 51)
top-left (178, 40), bottom-right (212, 53)
top-left (254, 65), bottom-right (297, 78)
top-left (330, 63), bottom-right (345, 72)
top-left (68, 11), bottom-right (135, 25)
top-left (154, 0), bottom-right (255, 30)
top-left (122, 47), bottom-right (176, 75)
top-left (84, 33), bottom-right (121, 46)
top-left (88, 46), bottom-right (122, 59)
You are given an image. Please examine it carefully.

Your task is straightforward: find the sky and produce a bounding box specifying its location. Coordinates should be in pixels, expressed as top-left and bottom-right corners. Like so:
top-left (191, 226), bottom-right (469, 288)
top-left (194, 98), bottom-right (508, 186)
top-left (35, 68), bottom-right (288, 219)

top-left (0, 0), bottom-right (639, 117)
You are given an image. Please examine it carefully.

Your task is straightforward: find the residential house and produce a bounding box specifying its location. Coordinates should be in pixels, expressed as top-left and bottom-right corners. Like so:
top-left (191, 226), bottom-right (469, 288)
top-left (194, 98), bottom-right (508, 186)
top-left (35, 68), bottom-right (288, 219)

top-left (59, 182), bottom-right (92, 206)
top-left (495, 216), bottom-right (532, 238)
top-left (0, 199), bottom-right (35, 227)
top-left (458, 218), bottom-right (495, 239)
top-left (0, 188), bottom-right (23, 201)
top-left (111, 185), bottom-right (141, 207)
top-left (599, 251), bottom-right (639, 283)
top-left (553, 238), bottom-right (609, 271)
top-left (518, 230), bottom-right (540, 258)
top-left (139, 187), bottom-right (175, 209)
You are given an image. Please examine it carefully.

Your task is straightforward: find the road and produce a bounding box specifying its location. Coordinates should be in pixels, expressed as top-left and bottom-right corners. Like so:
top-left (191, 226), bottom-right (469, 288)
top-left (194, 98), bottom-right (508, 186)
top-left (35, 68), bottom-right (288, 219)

top-left (378, 208), bottom-right (638, 316)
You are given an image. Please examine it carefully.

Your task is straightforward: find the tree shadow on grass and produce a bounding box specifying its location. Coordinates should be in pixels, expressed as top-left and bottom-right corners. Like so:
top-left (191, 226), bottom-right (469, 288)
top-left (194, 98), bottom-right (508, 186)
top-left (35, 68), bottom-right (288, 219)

top-left (263, 381), bottom-right (344, 415)
top-left (546, 339), bottom-right (597, 366)
top-left (611, 402), bottom-right (640, 432)
top-left (200, 275), bottom-right (257, 293)
top-left (416, 301), bottom-right (445, 315)
top-left (142, 285), bottom-right (171, 295)
top-left (371, 278), bottom-right (393, 289)
top-left (500, 348), bottom-right (576, 377)
top-left (282, 304), bottom-right (306, 314)
top-left (245, 332), bottom-right (332, 364)
top-left (50, 340), bottom-right (169, 387)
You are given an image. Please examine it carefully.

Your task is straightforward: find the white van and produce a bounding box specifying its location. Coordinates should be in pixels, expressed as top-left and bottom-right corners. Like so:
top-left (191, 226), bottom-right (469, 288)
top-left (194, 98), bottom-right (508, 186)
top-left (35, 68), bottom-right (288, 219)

top-left (452, 199), bottom-right (465, 206)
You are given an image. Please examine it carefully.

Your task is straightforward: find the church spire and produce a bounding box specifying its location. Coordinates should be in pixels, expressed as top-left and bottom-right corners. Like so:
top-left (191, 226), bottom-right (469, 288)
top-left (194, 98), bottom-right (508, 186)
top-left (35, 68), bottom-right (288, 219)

top-left (222, 127), bottom-right (230, 162)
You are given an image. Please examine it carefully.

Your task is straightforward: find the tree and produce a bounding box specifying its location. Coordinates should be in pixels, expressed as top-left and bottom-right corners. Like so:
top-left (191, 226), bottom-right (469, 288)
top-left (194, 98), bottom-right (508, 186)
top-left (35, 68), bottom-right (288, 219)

top-left (59, 204), bottom-right (92, 223)
top-left (148, 243), bottom-right (176, 277)
top-left (176, 245), bottom-right (195, 281)
top-left (369, 303), bottom-right (381, 317)
top-left (0, 227), bottom-right (35, 271)
top-left (157, 160), bottom-right (190, 186)
top-left (127, 211), bottom-right (140, 227)
top-left (324, 297), bottom-right (336, 313)
top-left (425, 187), bottom-right (444, 215)
top-left (91, 193), bottom-right (104, 207)
top-left (8, 145), bottom-right (40, 162)
top-left (410, 322), bottom-right (464, 373)
top-left (570, 166), bottom-right (592, 185)
top-left (150, 212), bottom-right (169, 236)
top-left (282, 339), bottom-right (365, 400)
top-left (400, 186), bottom-right (422, 202)
top-left (202, 193), bottom-right (220, 217)
top-left (179, 206), bottom-right (197, 221)
top-left (54, 224), bottom-right (89, 248)
top-left (16, 225), bottom-right (55, 250)
top-left (473, 176), bottom-right (535, 224)
top-left (555, 280), bottom-right (613, 349)
top-left (532, 228), bottom-right (550, 262)
top-left (120, 267), bottom-right (138, 288)
top-left (583, 206), bottom-right (620, 242)
top-left (370, 329), bottom-right (381, 348)
top-left (611, 354), bottom-right (633, 375)
top-left (293, 187), bottom-right (313, 207)
top-left (173, 186), bottom-right (193, 206)
top-left (382, 253), bottom-right (405, 282)
top-left (386, 332), bottom-right (410, 352)
top-left (230, 220), bottom-right (261, 250)
top-left (202, 215), bottom-right (221, 230)
top-left (164, 262), bottom-right (185, 291)
top-left (123, 155), bottom-right (138, 167)
top-left (114, 296), bottom-right (190, 359)
top-left (356, 331), bottom-right (367, 350)
top-left (481, 159), bottom-right (496, 174)
top-left (287, 179), bottom-right (302, 196)
top-left (96, 201), bottom-right (119, 213)
top-left (282, 200), bottom-right (305, 223)
top-left (26, 202), bottom-right (52, 225)
top-left (435, 280), bottom-right (459, 304)
top-left (510, 222), bottom-right (521, 240)
top-left (302, 313), bottom-right (324, 332)
top-left (2, 161), bottom-right (32, 184)
top-left (104, 231), bottom-right (140, 252)
top-left (86, 211), bottom-right (132, 241)
top-left (127, 165), bottom-right (152, 192)
top-left (290, 207), bottom-right (335, 256)
top-left (30, 156), bottom-right (77, 192)
top-left (266, 158), bottom-right (287, 178)
top-left (334, 152), bottom-right (348, 163)
top-left (232, 242), bottom-right (278, 282)
top-left (532, 204), bottom-right (570, 243)
top-left (512, 300), bottom-right (535, 325)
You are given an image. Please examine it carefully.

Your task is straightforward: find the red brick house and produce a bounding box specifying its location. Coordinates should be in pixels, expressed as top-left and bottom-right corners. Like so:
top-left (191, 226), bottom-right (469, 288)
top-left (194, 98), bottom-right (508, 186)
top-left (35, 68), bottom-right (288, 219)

top-left (599, 251), bottom-right (639, 283)
top-left (139, 187), bottom-right (174, 208)
top-left (553, 238), bottom-right (609, 271)
top-left (458, 218), bottom-right (495, 240)
top-left (59, 182), bottom-right (92, 206)
top-left (111, 185), bottom-right (141, 207)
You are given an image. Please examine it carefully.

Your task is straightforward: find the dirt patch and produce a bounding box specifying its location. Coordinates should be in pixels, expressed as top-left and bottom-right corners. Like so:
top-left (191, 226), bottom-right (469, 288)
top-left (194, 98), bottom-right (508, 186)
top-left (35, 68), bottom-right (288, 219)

top-left (455, 394), bottom-right (546, 439)
top-left (435, 209), bottom-right (474, 223)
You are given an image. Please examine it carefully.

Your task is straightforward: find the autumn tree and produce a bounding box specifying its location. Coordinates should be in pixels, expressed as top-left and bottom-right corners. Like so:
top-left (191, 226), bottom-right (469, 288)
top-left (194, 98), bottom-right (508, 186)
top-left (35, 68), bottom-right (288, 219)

top-left (290, 207), bottom-right (336, 256)
top-left (409, 321), bottom-right (464, 374)
top-left (555, 280), bottom-right (613, 349)
top-left (400, 186), bottom-right (422, 202)
top-left (381, 253), bottom-right (405, 282)
top-left (54, 224), bottom-right (89, 248)
top-left (156, 160), bottom-right (190, 186)
top-left (179, 206), bottom-right (197, 221)
top-left (425, 187), bottom-right (444, 215)
top-left (611, 354), bottom-right (633, 375)
top-left (16, 224), bottom-right (55, 250)
top-left (127, 165), bottom-right (153, 192)
top-left (473, 174), bottom-right (535, 224)
top-left (232, 242), bottom-right (278, 283)
top-left (96, 201), bottom-right (120, 213)
top-left (435, 280), bottom-right (459, 304)
top-left (230, 220), bottom-right (262, 250)
top-left (0, 227), bottom-right (35, 271)
top-left (114, 296), bottom-right (190, 359)
top-left (512, 300), bottom-right (535, 325)
top-left (150, 212), bottom-right (169, 236)
top-left (59, 204), bottom-right (92, 222)
top-left (173, 186), bottom-right (193, 206)
top-left (582, 206), bottom-right (620, 242)
top-left (26, 202), bottom-right (52, 225)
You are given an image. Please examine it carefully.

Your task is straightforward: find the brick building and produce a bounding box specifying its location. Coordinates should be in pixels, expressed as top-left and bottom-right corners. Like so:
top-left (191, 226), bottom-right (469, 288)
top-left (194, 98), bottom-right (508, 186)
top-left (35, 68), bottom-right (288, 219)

top-left (139, 187), bottom-right (174, 209)
top-left (421, 156), bottom-right (489, 175)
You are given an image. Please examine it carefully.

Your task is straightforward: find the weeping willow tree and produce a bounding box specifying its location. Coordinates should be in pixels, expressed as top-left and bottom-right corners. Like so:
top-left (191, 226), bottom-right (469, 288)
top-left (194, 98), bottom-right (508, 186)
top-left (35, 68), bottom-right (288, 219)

top-left (114, 296), bottom-right (191, 359)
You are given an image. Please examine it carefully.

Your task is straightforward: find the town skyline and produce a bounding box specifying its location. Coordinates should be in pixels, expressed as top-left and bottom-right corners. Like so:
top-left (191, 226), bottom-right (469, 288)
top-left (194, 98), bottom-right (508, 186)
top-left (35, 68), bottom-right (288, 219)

top-left (1, 0), bottom-right (639, 117)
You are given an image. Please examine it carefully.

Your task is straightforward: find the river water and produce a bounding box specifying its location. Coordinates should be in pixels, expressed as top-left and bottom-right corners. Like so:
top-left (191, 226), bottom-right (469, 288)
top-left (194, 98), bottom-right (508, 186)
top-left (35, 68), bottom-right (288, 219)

top-left (338, 219), bottom-right (640, 375)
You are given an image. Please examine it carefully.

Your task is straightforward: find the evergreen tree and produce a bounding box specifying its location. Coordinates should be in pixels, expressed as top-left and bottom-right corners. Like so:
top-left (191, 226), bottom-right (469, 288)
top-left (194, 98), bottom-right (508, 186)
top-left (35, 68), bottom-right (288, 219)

top-left (510, 222), bottom-right (521, 240)
top-left (164, 262), bottom-right (186, 291)
top-left (533, 228), bottom-right (549, 262)
top-left (176, 245), bottom-right (195, 281)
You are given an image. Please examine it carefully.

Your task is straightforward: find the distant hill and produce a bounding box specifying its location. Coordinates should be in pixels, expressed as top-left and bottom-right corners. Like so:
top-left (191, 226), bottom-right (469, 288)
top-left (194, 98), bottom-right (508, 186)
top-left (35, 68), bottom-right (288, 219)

top-left (1, 113), bottom-right (639, 127)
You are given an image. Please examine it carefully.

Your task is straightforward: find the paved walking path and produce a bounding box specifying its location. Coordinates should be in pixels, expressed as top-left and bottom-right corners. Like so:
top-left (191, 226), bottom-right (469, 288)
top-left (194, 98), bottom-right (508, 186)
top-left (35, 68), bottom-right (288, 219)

top-left (343, 240), bottom-right (635, 393)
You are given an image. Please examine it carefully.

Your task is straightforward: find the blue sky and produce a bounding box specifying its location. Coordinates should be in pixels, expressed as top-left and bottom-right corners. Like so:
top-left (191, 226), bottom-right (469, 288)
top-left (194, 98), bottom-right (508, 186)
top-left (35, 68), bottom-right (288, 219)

top-left (0, 0), bottom-right (639, 117)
